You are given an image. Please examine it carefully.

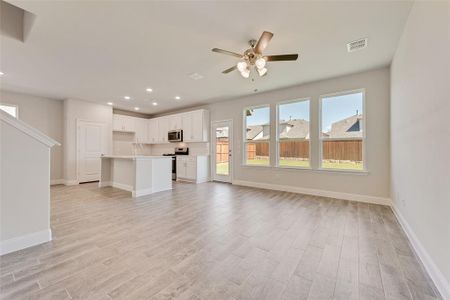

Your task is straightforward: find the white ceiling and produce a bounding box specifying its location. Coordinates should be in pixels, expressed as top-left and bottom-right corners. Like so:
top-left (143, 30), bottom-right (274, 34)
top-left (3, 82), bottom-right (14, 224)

top-left (0, 1), bottom-right (413, 114)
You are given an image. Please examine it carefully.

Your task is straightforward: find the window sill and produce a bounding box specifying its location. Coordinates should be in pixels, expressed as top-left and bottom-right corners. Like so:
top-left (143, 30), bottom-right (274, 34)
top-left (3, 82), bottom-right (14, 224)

top-left (317, 168), bottom-right (369, 175)
top-left (239, 164), bottom-right (369, 175)
top-left (242, 164), bottom-right (271, 168)
top-left (276, 165), bottom-right (312, 170)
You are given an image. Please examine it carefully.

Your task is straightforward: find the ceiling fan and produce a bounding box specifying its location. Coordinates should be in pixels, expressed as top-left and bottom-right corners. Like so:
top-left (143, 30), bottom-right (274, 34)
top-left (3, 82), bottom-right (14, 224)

top-left (212, 31), bottom-right (298, 78)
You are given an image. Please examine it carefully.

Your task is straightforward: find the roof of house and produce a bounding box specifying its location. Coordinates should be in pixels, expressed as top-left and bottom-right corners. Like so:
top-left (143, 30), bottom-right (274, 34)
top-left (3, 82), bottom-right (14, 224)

top-left (246, 125), bottom-right (268, 140)
top-left (328, 114), bottom-right (363, 138)
top-left (279, 119), bottom-right (309, 139)
top-left (245, 115), bottom-right (363, 141)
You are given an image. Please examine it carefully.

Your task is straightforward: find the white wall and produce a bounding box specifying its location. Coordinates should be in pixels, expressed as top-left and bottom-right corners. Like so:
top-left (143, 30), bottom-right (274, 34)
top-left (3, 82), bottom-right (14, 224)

top-left (207, 67), bottom-right (391, 203)
top-left (391, 2), bottom-right (450, 298)
top-left (0, 116), bottom-right (53, 254)
top-left (64, 99), bottom-right (112, 184)
top-left (0, 90), bottom-right (63, 182)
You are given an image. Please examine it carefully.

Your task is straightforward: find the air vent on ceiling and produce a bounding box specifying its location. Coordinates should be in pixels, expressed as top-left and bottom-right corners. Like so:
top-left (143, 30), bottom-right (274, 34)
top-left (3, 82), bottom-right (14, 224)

top-left (347, 38), bottom-right (368, 52)
top-left (188, 73), bottom-right (204, 80)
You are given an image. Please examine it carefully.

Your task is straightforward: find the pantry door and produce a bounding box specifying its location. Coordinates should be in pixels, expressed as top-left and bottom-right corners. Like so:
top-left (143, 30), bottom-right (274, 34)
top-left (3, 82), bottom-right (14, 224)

top-left (77, 120), bottom-right (106, 183)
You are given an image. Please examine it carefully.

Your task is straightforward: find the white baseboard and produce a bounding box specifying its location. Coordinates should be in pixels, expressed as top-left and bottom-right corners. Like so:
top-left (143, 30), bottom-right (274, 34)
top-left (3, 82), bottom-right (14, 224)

top-left (98, 181), bottom-right (112, 188)
top-left (392, 206), bottom-right (450, 300)
top-left (112, 182), bottom-right (133, 192)
top-left (0, 229), bottom-right (52, 256)
top-left (232, 180), bottom-right (392, 206)
top-left (50, 179), bottom-right (64, 185)
top-left (64, 179), bottom-right (79, 186)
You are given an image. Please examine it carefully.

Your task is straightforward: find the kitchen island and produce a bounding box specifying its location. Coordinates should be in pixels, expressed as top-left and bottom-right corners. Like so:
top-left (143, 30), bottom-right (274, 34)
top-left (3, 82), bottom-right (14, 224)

top-left (99, 155), bottom-right (172, 197)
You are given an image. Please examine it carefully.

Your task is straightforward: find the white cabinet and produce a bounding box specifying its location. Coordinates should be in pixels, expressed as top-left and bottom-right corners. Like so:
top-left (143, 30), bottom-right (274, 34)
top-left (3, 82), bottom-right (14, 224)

top-left (113, 109), bottom-right (209, 145)
top-left (157, 117), bottom-right (169, 143)
top-left (113, 114), bottom-right (135, 132)
top-left (168, 114), bottom-right (182, 131)
top-left (176, 155), bottom-right (209, 183)
top-left (181, 110), bottom-right (208, 142)
top-left (147, 119), bottom-right (158, 144)
top-left (134, 118), bottom-right (148, 144)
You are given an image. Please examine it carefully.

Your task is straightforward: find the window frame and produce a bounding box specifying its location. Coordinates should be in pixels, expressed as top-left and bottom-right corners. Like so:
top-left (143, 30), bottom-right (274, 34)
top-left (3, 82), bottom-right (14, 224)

top-left (242, 104), bottom-right (271, 167)
top-left (0, 102), bottom-right (19, 118)
top-left (276, 97), bottom-right (311, 170)
top-left (318, 88), bottom-right (367, 172)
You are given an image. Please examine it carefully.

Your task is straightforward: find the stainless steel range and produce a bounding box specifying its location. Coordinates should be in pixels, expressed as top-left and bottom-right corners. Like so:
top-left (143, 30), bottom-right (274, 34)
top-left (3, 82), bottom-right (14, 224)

top-left (162, 147), bottom-right (189, 180)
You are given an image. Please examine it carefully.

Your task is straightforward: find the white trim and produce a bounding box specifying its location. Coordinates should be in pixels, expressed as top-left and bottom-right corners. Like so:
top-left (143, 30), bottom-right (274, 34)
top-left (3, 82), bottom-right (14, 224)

top-left (111, 182), bottom-right (133, 192)
top-left (132, 186), bottom-right (172, 197)
top-left (50, 179), bottom-right (64, 185)
top-left (0, 229), bottom-right (52, 255)
top-left (64, 179), bottom-right (79, 186)
top-left (243, 104), bottom-right (271, 166)
top-left (211, 119), bottom-right (233, 183)
top-left (232, 180), bottom-right (391, 206)
top-left (0, 102), bottom-right (19, 118)
top-left (392, 206), bottom-right (450, 300)
top-left (0, 110), bottom-right (60, 147)
top-left (318, 89), bottom-right (367, 172)
top-left (275, 97), bottom-right (311, 168)
top-left (98, 181), bottom-right (112, 188)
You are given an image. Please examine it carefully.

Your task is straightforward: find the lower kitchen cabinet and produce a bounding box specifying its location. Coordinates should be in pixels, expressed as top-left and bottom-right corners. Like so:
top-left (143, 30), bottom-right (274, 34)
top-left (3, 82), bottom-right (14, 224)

top-left (176, 155), bottom-right (209, 183)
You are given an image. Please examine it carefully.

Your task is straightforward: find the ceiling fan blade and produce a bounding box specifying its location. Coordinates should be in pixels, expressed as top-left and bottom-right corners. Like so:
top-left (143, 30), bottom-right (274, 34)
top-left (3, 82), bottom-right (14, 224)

top-left (265, 54), bottom-right (299, 62)
top-left (254, 31), bottom-right (274, 54)
top-left (212, 48), bottom-right (242, 58)
top-left (222, 65), bottom-right (237, 74)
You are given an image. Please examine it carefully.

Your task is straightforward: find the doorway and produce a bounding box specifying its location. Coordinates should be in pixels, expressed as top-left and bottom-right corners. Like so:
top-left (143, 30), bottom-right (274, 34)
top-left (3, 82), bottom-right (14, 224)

top-left (77, 120), bottom-right (106, 183)
top-left (212, 120), bottom-right (233, 182)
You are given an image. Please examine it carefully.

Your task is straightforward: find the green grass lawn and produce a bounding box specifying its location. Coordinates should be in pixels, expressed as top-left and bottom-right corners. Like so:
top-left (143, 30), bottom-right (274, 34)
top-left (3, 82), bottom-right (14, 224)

top-left (216, 159), bottom-right (363, 173)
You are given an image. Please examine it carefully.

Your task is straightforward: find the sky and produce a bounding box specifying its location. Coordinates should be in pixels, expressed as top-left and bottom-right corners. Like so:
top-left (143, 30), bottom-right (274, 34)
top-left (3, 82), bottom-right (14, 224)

top-left (246, 92), bottom-right (363, 133)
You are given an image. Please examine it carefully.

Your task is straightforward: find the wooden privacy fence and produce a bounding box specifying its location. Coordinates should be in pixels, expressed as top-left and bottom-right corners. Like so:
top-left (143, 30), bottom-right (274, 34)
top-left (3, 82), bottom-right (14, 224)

top-left (322, 140), bottom-right (362, 161)
top-left (216, 138), bottom-right (229, 163)
top-left (244, 139), bottom-right (362, 162)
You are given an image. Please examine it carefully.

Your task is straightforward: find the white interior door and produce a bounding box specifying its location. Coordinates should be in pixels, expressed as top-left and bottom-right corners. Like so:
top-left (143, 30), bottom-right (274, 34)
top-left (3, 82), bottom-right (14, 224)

top-left (212, 120), bottom-right (232, 182)
top-left (78, 121), bottom-right (105, 183)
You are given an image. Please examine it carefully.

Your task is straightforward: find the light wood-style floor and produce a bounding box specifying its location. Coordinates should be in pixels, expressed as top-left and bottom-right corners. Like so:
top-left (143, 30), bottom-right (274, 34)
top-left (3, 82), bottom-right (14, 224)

top-left (0, 182), bottom-right (441, 300)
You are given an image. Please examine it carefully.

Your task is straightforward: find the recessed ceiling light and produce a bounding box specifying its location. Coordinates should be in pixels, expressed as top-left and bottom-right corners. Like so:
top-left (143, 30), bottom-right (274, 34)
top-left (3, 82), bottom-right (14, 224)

top-left (175, 96), bottom-right (181, 100)
top-left (124, 96), bottom-right (131, 100)
top-left (134, 107), bottom-right (140, 111)
top-left (0, 71), bottom-right (4, 76)
top-left (152, 102), bottom-right (158, 106)
top-left (107, 102), bottom-right (113, 105)
top-left (146, 88), bottom-right (153, 92)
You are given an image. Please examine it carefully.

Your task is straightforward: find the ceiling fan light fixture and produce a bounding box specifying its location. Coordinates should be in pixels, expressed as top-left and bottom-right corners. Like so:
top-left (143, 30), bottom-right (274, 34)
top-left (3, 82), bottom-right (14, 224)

top-left (257, 67), bottom-right (267, 77)
top-left (255, 57), bottom-right (266, 69)
top-left (237, 61), bottom-right (248, 72)
top-left (240, 69), bottom-right (250, 78)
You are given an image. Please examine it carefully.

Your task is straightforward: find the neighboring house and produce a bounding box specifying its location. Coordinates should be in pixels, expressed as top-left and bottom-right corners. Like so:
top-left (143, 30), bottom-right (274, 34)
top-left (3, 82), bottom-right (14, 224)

top-left (328, 114), bottom-right (363, 138)
top-left (279, 119), bottom-right (310, 139)
top-left (216, 126), bottom-right (229, 139)
top-left (246, 124), bottom-right (269, 140)
top-left (246, 119), bottom-right (310, 141)
top-left (246, 115), bottom-right (362, 141)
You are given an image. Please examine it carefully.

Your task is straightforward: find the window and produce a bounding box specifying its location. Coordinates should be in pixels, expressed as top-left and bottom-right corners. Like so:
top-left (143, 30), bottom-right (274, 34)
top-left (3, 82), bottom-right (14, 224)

top-left (277, 99), bottom-right (310, 168)
top-left (0, 104), bottom-right (18, 118)
top-left (244, 105), bottom-right (270, 166)
top-left (320, 90), bottom-right (365, 171)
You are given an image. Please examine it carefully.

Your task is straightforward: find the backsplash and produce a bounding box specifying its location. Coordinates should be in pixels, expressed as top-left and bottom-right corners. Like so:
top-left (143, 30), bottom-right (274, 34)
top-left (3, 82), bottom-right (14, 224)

top-left (150, 142), bottom-right (210, 156)
top-left (113, 132), bottom-right (209, 156)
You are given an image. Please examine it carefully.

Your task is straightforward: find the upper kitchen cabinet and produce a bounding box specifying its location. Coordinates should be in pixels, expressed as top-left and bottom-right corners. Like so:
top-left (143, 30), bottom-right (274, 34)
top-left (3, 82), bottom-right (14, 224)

top-left (148, 119), bottom-right (158, 144)
top-left (133, 117), bottom-right (148, 144)
top-left (157, 116), bottom-right (169, 143)
top-left (113, 114), bottom-right (135, 132)
top-left (181, 109), bottom-right (209, 142)
top-left (168, 114), bottom-right (182, 131)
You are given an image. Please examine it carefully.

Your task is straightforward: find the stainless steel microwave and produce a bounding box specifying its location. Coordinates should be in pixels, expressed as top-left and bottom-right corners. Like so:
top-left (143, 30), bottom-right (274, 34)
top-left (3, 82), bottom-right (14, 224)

top-left (168, 130), bottom-right (183, 142)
